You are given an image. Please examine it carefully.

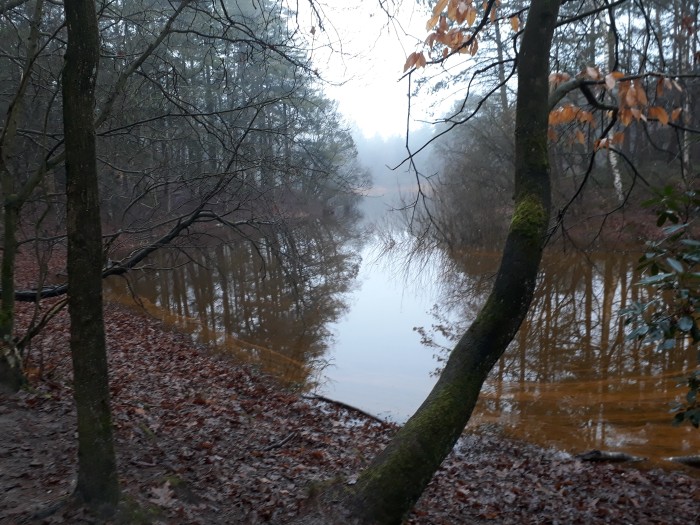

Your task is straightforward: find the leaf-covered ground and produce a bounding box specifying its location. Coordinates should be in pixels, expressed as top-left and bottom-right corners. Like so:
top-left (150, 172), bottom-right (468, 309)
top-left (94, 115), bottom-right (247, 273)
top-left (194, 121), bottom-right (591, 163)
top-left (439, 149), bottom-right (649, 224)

top-left (1, 293), bottom-right (699, 524)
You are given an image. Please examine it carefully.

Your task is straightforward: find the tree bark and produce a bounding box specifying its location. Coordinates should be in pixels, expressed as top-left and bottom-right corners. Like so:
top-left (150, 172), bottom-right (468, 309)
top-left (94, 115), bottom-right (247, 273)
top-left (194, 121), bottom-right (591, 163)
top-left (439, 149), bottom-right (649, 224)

top-left (63, 0), bottom-right (119, 514)
top-left (0, 0), bottom-right (192, 346)
top-left (0, 201), bottom-right (23, 393)
top-left (309, 1), bottom-right (562, 523)
top-left (0, 0), bottom-right (45, 392)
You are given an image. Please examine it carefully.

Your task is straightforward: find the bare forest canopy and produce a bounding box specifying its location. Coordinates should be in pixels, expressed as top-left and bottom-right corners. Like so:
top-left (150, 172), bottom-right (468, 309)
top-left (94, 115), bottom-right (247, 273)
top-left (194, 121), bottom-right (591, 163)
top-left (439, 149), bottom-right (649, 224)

top-left (388, 0), bottom-right (700, 252)
top-left (1, 0), bottom-right (369, 301)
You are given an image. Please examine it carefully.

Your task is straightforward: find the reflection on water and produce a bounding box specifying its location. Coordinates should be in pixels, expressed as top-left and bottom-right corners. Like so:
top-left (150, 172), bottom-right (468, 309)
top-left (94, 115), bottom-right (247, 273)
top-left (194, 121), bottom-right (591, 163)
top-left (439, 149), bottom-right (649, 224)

top-left (105, 226), bottom-right (361, 388)
top-left (436, 250), bottom-right (700, 464)
top-left (105, 224), bottom-right (699, 466)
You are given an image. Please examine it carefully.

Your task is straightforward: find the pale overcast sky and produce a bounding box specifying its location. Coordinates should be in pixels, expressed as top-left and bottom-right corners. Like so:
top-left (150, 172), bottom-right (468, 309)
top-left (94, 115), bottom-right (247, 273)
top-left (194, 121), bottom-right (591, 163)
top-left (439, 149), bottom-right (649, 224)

top-left (310, 1), bottom-right (432, 139)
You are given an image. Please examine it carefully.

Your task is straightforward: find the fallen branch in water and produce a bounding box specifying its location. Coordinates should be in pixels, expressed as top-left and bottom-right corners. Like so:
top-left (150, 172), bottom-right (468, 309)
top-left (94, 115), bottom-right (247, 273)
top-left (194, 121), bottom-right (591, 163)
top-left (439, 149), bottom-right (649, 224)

top-left (667, 455), bottom-right (700, 468)
top-left (576, 449), bottom-right (645, 463)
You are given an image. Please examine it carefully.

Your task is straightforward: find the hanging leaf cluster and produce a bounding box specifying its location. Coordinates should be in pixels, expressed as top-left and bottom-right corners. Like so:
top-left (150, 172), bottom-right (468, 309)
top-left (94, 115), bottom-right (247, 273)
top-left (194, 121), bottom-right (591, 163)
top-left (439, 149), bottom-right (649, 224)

top-left (404, 0), bottom-right (507, 72)
top-left (548, 103), bottom-right (597, 145)
top-left (548, 66), bottom-right (685, 149)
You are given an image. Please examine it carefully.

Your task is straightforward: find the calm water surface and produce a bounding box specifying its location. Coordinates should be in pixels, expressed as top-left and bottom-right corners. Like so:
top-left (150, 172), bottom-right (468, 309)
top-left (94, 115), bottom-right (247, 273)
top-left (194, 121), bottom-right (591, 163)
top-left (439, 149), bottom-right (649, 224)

top-left (105, 235), bottom-right (700, 467)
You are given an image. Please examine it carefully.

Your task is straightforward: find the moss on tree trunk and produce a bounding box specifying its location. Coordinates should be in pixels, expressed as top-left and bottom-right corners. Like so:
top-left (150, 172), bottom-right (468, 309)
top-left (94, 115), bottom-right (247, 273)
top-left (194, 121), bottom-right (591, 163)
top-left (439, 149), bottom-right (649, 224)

top-left (63, 0), bottom-right (119, 514)
top-left (310, 1), bottom-right (564, 523)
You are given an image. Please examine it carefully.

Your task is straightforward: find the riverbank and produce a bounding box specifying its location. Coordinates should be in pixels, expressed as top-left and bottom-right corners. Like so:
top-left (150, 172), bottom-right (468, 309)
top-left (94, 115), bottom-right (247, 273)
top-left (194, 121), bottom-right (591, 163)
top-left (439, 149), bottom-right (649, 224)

top-left (1, 300), bottom-right (699, 524)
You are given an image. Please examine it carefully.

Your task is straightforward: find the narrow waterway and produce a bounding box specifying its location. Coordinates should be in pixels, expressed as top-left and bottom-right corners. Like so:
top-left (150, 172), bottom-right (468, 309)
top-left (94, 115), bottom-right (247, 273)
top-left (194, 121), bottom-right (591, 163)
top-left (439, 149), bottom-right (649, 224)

top-left (318, 242), bottom-right (444, 421)
top-left (105, 232), bottom-right (700, 467)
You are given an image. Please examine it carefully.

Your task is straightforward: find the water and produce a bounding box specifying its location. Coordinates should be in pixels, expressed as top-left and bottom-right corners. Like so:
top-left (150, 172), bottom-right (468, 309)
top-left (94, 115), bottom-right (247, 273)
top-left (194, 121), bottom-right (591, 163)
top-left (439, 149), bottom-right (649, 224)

top-left (318, 242), bottom-right (444, 421)
top-left (438, 250), bottom-right (700, 464)
top-left (105, 234), bottom-right (700, 467)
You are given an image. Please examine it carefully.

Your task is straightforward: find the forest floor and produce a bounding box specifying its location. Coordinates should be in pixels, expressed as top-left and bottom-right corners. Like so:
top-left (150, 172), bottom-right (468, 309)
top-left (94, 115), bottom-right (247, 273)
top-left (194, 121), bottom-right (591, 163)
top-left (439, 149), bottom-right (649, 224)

top-left (1, 261), bottom-right (700, 523)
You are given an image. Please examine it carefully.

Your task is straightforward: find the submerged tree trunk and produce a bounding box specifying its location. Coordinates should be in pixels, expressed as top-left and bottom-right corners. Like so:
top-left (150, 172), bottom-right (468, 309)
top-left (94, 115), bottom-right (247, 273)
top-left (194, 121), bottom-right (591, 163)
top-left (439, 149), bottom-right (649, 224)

top-left (63, 0), bottom-right (119, 514)
top-left (302, 1), bottom-right (562, 523)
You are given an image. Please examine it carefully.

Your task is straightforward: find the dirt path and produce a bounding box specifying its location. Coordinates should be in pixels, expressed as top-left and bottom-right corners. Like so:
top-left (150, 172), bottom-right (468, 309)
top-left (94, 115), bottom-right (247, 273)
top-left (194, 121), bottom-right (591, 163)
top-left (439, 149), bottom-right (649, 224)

top-left (1, 302), bottom-right (699, 524)
top-left (0, 396), bottom-right (76, 521)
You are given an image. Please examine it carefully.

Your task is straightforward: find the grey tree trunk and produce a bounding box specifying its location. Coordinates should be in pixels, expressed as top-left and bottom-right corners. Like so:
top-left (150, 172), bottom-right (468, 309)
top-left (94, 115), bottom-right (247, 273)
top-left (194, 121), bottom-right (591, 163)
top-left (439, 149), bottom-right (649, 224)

top-left (63, 0), bottom-right (119, 514)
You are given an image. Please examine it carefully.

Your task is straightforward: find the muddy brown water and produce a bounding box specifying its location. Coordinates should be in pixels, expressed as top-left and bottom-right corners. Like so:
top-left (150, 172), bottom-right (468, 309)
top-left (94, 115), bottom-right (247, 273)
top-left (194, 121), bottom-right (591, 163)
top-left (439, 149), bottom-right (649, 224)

top-left (105, 243), bottom-right (699, 470)
top-left (460, 251), bottom-right (699, 468)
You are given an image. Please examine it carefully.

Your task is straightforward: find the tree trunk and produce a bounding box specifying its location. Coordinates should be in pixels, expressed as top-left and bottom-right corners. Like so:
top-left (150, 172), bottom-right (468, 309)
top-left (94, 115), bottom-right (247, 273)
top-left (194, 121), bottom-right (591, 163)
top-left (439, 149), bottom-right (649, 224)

top-left (63, 0), bottom-right (119, 514)
top-left (0, 0), bottom-right (46, 392)
top-left (0, 230), bottom-right (23, 392)
top-left (305, 1), bottom-right (562, 523)
top-left (0, 200), bottom-right (24, 393)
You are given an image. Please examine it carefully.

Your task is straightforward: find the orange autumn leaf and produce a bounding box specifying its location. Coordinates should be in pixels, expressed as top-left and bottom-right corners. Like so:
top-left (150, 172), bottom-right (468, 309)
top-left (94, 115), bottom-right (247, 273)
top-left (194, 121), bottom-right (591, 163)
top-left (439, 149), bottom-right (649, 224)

top-left (510, 16), bottom-right (519, 32)
top-left (561, 104), bottom-right (578, 123)
top-left (617, 80), bottom-right (630, 102)
top-left (605, 71), bottom-right (624, 91)
top-left (469, 37), bottom-right (478, 56)
top-left (630, 107), bottom-right (644, 121)
top-left (577, 110), bottom-right (595, 125)
top-left (619, 108), bottom-right (633, 126)
top-left (549, 104), bottom-right (580, 125)
top-left (426, 11), bottom-right (441, 30)
top-left (549, 72), bottom-right (571, 88)
top-left (447, 27), bottom-right (464, 47)
top-left (656, 77), bottom-right (665, 97)
top-left (455, 0), bottom-right (471, 24)
top-left (404, 52), bottom-right (427, 72)
top-left (448, 0), bottom-right (458, 21)
top-left (648, 106), bottom-right (669, 126)
top-left (432, 0), bottom-right (449, 16)
top-left (634, 80), bottom-right (648, 106)
top-left (403, 52), bottom-right (419, 72)
top-left (466, 6), bottom-right (477, 26)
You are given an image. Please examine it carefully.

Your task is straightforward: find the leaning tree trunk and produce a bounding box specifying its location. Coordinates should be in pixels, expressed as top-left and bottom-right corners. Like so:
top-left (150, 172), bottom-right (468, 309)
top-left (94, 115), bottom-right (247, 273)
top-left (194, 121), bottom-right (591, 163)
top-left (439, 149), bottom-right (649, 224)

top-left (63, 0), bottom-right (119, 514)
top-left (311, 1), bottom-right (562, 523)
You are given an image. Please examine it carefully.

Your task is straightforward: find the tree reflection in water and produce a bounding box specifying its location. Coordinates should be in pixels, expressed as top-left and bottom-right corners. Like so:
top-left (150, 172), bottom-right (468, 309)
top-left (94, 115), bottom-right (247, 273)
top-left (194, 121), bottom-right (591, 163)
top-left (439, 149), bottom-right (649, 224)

top-left (105, 218), bottom-right (363, 390)
top-left (423, 249), bottom-right (700, 462)
top-left (105, 212), bottom-right (700, 462)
